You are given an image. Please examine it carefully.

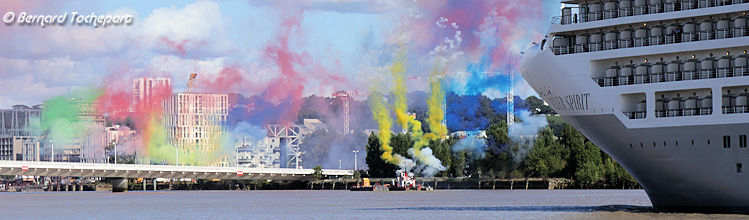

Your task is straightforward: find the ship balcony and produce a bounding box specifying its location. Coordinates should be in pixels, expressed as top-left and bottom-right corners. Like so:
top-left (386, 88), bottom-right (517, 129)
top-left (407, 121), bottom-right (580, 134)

top-left (593, 52), bottom-right (749, 87)
top-left (555, 0), bottom-right (748, 25)
top-left (654, 89), bottom-right (713, 118)
top-left (550, 16), bottom-right (749, 56)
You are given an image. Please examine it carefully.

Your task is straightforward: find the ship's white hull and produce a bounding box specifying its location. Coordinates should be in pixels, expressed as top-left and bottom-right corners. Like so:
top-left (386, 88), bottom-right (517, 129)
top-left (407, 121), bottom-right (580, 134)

top-left (520, 43), bottom-right (749, 211)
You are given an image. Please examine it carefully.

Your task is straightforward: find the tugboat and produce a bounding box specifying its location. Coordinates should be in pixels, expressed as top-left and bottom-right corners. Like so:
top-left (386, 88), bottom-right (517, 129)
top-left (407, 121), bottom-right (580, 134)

top-left (350, 171), bottom-right (433, 191)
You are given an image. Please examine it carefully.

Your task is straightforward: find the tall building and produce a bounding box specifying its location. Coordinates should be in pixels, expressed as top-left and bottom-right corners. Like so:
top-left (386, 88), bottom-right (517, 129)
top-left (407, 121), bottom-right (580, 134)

top-left (163, 93), bottom-right (228, 157)
top-left (332, 91), bottom-right (352, 134)
top-left (133, 77), bottom-right (171, 107)
top-left (0, 105), bottom-right (42, 161)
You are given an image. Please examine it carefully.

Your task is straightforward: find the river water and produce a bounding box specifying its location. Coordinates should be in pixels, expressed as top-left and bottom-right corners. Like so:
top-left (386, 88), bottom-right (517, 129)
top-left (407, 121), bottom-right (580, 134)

top-left (0, 189), bottom-right (745, 219)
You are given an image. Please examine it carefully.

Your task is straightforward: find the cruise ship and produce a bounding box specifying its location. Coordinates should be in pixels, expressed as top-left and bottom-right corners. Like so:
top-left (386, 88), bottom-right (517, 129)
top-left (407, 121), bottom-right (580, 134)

top-left (520, 0), bottom-right (749, 211)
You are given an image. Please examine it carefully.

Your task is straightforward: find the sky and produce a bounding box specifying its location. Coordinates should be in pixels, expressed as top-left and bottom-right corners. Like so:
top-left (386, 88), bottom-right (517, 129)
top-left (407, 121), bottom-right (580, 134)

top-left (0, 0), bottom-right (562, 108)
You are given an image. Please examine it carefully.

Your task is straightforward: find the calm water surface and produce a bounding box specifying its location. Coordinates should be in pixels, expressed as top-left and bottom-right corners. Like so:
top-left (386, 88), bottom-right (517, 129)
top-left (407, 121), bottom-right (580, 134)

top-left (0, 189), bottom-right (746, 219)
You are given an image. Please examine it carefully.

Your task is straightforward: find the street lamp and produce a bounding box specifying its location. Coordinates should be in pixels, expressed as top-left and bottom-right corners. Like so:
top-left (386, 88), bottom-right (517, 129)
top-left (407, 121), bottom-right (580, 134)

top-left (49, 139), bottom-right (55, 162)
top-left (114, 142), bottom-right (118, 165)
top-left (352, 150), bottom-right (359, 171)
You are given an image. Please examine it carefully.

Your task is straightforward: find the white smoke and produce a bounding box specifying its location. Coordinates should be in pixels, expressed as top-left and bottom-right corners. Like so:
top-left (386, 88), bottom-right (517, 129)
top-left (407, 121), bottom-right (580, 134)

top-left (452, 135), bottom-right (487, 158)
top-left (508, 109), bottom-right (548, 142)
top-left (408, 147), bottom-right (446, 177)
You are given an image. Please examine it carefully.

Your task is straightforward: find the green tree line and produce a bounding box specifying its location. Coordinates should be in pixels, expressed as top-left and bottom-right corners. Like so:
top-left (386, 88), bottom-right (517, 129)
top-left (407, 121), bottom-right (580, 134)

top-left (365, 116), bottom-right (638, 189)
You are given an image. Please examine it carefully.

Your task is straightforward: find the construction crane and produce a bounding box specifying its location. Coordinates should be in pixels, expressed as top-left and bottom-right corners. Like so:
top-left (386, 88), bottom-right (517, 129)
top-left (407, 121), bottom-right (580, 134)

top-left (186, 73), bottom-right (198, 93)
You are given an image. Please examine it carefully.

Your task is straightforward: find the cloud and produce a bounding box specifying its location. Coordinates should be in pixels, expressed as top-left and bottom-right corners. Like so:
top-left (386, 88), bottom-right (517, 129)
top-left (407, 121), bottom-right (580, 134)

top-left (249, 0), bottom-right (400, 13)
top-left (140, 0), bottom-right (232, 58)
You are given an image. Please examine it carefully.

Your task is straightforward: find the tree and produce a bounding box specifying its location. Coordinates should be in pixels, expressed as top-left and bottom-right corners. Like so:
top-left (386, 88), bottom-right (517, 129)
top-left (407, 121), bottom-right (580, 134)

top-left (312, 166), bottom-right (323, 180)
top-left (573, 142), bottom-right (603, 187)
top-left (560, 124), bottom-right (585, 178)
top-left (429, 139), bottom-right (452, 177)
top-left (365, 132), bottom-right (397, 178)
top-left (486, 121), bottom-right (509, 151)
top-left (523, 127), bottom-right (567, 178)
top-left (390, 133), bottom-right (413, 156)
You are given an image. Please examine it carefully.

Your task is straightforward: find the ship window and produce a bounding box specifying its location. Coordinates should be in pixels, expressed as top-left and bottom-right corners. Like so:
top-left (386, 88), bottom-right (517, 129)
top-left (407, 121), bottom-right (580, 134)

top-left (737, 163), bottom-right (743, 173)
top-left (629, 144), bottom-right (633, 148)
top-left (691, 140), bottom-right (694, 146)
top-left (708, 139), bottom-right (711, 145)
top-left (653, 142), bottom-right (656, 147)
top-left (740, 135), bottom-right (747, 148)
top-left (723, 136), bottom-right (731, 148)
top-left (675, 141), bottom-right (678, 146)
top-left (663, 141), bottom-right (666, 147)
top-left (640, 143), bottom-right (643, 148)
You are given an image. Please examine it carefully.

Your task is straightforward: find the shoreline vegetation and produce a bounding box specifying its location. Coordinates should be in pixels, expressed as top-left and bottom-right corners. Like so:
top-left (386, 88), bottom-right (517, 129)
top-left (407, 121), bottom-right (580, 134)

top-left (364, 112), bottom-right (640, 189)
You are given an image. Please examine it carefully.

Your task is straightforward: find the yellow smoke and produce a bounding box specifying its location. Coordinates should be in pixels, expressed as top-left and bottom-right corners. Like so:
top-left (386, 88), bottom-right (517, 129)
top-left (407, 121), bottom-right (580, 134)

top-left (369, 92), bottom-right (400, 165)
top-left (425, 66), bottom-right (447, 141)
top-left (391, 49), bottom-right (410, 129)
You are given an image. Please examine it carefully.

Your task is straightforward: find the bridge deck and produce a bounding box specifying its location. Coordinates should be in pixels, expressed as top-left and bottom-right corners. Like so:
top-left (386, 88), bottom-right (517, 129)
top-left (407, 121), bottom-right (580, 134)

top-left (0, 161), bottom-right (353, 181)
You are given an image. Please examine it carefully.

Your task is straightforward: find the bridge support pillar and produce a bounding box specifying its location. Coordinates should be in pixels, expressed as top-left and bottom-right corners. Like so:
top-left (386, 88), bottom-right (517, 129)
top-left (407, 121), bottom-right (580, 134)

top-left (112, 178), bottom-right (127, 192)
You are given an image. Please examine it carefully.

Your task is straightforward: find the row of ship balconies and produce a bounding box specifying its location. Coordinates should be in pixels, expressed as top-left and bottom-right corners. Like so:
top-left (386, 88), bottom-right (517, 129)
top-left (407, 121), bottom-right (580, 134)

top-left (552, 16), bottom-right (748, 55)
top-left (624, 93), bottom-right (714, 119)
top-left (624, 89), bottom-right (749, 119)
top-left (557, 0), bottom-right (748, 25)
top-left (593, 52), bottom-right (749, 87)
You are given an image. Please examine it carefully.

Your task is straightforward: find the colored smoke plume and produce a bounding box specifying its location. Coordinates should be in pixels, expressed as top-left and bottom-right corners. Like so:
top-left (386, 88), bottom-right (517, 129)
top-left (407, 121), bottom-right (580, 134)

top-left (368, 92), bottom-right (400, 165)
top-left (452, 134), bottom-right (487, 158)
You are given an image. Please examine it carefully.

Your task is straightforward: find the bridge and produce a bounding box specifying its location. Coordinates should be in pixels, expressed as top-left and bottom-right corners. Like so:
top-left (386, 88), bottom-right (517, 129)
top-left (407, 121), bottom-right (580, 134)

top-left (0, 161), bottom-right (353, 192)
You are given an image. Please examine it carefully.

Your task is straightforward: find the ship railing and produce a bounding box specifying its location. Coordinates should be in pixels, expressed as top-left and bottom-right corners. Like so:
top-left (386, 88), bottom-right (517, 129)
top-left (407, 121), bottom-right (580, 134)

top-left (589, 12), bottom-right (603, 21)
top-left (665, 35), bottom-right (680, 44)
top-left (604, 41), bottom-right (618, 50)
top-left (634, 37), bottom-right (648, 47)
top-left (699, 0), bottom-right (716, 8)
top-left (552, 46), bottom-right (570, 55)
top-left (717, 68), bottom-right (732, 78)
top-left (620, 8), bottom-right (634, 17)
top-left (682, 0), bottom-right (697, 10)
top-left (666, 109), bottom-right (682, 117)
top-left (699, 31), bottom-right (714, 41)
top-left (634, 75), bottom-right (649, 84)
top-left (649, 4), bottom-right (664, 13)
top-left (700, 107), bottom-right (714, 115)
top-left (665, 2), bottom-right (680, 12)
top-left (589, 42), bottom-right (603, 52)
top-left (604, 9), bottom-right (619, 19)
top-left (619, 76), bottom-right (634, 85)
top-left (562, 14), bottom-right (573, 25)
top-left (649, 36), bottom-right (665, 45)
top-left (682, 33), bottom-right (698, 42)
top-left (716, 29), bottom-right (732, 39)
top-left (650, 73), bottom-right (664, 83)
top-left (625, 111), bottom-right (647, 119)
top-left (736, 106), bottom-right (749, 113)
top-left (634, 6), bottom-right (648, 15)
top-left (682, 71), bottom-right (697, 80)
top-left (683, 108), bottom-right (699, 116)
top-left (665, 71), bottom-right (682, 81)
top-left (574, 44), bottom-right (588, 53)
top-left (699, 69), bottom-right (716, 79)
top-left (619, 39), bottom-right (634, 48)
top-left (723, 106), bottom-right (736, 114)
top-left (735, 27), bottom-right (748, 37)
top-left (656, 110), bottom-right (667, 117)
top-left (735, 67), bottom-right (748, 76)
